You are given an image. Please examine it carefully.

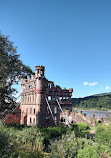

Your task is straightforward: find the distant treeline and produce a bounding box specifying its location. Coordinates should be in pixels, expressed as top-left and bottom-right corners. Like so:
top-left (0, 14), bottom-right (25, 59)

top-left (72, 95), bottom-right (111, 109)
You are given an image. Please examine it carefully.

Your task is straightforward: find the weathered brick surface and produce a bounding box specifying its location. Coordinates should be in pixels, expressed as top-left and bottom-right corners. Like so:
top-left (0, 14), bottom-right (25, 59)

top-left (1, 106), bottom-right (21, 124)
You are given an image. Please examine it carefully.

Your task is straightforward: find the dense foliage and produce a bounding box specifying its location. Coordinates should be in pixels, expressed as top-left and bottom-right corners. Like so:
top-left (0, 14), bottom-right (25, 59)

top-left (70, 123), bottom-right (89, 137)
top-left (95, 124), bottom-right (111, 146)
top-left (0, 32), bottom-right (33, 109)
top-left (0, 122), bottom-right (111, 158)
top-left (72, 95), bottom-right (111, 110)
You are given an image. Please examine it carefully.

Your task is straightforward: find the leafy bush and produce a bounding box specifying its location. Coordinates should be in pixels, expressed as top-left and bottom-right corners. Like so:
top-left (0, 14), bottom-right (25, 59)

top-left (0, 123), bottom-right (45, 157)
top-left (77, 145), bottom-right (100, 158)
top-left (0, 123), bottom-right (10, 157)
top-left (77, 144), bottom-right (111, 158)
top-left (41, 126), bottom-right (68, 140)
top-left (1, 122), bottom-right (111, 157)
top-left (50, 131), bottom-right (93, 158)
top-left (71, 123), bottom-right (90, 137)
top-left (6, 122), bottom-right (29, 130)
top-left (10, 151), bottom-right (46, 158)
top-left (95, 124), bottom-right (111, 146)
top-left (40, 125), bottom-right (68, 152)
top-left (8, 126), bottom-right (44, 152)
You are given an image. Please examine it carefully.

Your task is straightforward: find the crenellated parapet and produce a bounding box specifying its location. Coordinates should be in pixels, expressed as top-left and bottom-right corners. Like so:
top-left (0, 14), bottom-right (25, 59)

top-left (35, 65), bottom-right (45, 78)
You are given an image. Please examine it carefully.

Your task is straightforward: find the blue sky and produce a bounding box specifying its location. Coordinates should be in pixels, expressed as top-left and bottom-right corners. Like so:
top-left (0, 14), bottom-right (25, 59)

top-left (0, 0), bottom-right (111, 98)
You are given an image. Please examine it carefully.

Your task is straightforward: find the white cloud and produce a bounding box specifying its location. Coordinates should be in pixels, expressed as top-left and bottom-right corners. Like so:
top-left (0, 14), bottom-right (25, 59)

top-left (105, 87), bottom-right (110, 90)
top-left (83, 82), bottom-right (88, 86)
top-left (88, 82), bottom-right (98, 86)
top-left (83, 82), bottom-right (98, 86)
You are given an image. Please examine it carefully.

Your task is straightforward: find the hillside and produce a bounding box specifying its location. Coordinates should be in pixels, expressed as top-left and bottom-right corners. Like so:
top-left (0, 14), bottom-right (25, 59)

top-left (72, 93), bottom-right (111, 110)
top-left (93, 92), bottom-right (111, 97)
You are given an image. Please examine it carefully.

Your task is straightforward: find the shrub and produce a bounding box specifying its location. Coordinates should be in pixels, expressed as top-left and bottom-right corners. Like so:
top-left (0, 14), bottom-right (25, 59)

top-left (40, 126), bottom-right (68, 152)
top-left (77, 145), bottom-right (100, 158)
top-left (50, 131), bottom-right (93, 158)
top-left (41, 126), bottom-right (68, 140)
top-left (71, 123), bottom-right (90, 137)
top-left (50, 132), bottom-right (78, 158)
top-left (1, 124), bottom-right (44, 155)
top-left (0, 123), bottom-right (10, 157)
top-left (95, 124), bottom-right (111, 146)
top-left (10, 151), bottom-right (45, 158)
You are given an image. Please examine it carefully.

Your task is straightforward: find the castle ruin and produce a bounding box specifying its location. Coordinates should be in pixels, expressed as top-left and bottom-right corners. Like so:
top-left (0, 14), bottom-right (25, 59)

top-left (20, 66), bottom-right (73, 127)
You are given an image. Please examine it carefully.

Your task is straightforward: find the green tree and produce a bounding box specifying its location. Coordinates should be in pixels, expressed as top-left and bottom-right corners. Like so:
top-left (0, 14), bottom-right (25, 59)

top-left (72, 95), bottom-right (111, 110)
top-left (0, 32), bottom-right (33, 109)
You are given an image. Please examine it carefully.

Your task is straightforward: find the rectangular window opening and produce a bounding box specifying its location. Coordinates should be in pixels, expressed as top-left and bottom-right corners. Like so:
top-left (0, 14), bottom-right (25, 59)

top-left (30, 117), bottom-right (31, 123)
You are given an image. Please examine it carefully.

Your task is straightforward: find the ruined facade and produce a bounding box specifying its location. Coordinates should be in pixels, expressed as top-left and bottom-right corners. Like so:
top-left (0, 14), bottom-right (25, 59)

top-left (20, 66), bottom-right (73, 127)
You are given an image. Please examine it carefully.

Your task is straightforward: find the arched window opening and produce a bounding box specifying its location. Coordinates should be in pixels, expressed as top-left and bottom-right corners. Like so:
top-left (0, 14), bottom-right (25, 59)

top-left (34, 109), bottom-right (35, 114)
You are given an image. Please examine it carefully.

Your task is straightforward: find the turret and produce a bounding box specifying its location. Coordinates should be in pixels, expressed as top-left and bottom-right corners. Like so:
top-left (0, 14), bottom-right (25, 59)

top-left (35, 65), bottom-right (47, 127)
top-left (35, 65), bottom-right (45, 78)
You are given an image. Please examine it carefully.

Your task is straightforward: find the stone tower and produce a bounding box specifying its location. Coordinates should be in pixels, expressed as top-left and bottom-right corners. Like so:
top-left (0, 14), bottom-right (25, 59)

top-left (35, 66), bottom-right (47, 127)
